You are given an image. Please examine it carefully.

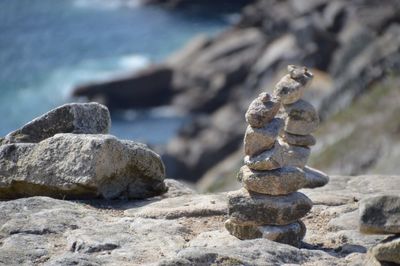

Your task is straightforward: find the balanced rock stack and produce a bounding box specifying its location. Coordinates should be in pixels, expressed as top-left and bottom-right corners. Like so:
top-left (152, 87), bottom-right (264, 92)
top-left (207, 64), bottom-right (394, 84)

top-left (225, 65), bottom-right (329, 247)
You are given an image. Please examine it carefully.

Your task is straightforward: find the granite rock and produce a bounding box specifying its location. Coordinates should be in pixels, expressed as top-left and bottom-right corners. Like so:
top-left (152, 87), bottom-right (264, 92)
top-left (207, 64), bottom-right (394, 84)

top-left (273, 66), bottom-right (313, 105)
top-left (279, 140), bottom-right (311, 168)
top-left (4, 103), bottom-right (111, 144)
top-left (0, 134), bottom-right (166, 200)
top-left (369, 236), bottom-right (400, 264)
top-left (227, 189), bottom-right (313, 226)
top-left (304, 166), bottom-right (330, 188)
top-left (282, 99), bottom-right (319, 135)
top-left (124, 193), bottom-right (227, 219)
top-left (238, 165), bottom-right (307, 195)
top-left (244, 118), bottom-right (283, 156)
top-left (225, 219), bottom-right (306, 246)
top-left (245, 93), bottom-right (281, 128)
top-left (280, 132), bottom-right (316, 146)
top-left (359, 195), bottom-right (400, 234)
top-left (243, 143), bottom-right (281, 171)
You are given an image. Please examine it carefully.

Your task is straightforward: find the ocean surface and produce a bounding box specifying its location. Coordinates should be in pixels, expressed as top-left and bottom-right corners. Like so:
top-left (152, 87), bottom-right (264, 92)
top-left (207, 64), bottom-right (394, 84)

top-left (0, 0), bottom-right (235, 144)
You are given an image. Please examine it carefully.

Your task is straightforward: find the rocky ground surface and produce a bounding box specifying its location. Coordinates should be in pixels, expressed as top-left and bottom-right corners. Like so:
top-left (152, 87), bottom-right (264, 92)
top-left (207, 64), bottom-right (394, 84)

top-left (1, 175), bottom-right (398, 266)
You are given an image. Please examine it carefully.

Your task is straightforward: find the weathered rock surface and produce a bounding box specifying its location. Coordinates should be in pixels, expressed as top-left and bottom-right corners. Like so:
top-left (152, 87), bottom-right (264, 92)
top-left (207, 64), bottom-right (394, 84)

top-left (243, 140), bottom-right (311, 170)
top-left (3, 103), bottom-right (111, 144)
top-left (124, 193), bottom-right (227, 219)
top-left (359, 195), bottom-right (400, 234)
top-left (280, 132), bottom-right (316, 147)
top-left (304, 166), bottom-right (330, 188)
top-left (225, 219), bottom-right (305, 246)
top-left (243, 144), bottom-right (281, 171)
top-left (369, 236), bottom-right (400, 264)
top-left (279, 140), bottom-right (311, 168)
top-left (238, 165), bottom-right (307, 195)
top-left (0, 134), bottom-right (166, 200)
top-left (245, 93), bottom-right (281, 128)
top-left (72, 65), bottom-right (174, 109)
top-left (282, 99), bottom-right (320, 135)
top-left (0, 175), bottom-right (399, 265)
top-left (244, 118), bottom-right (283, 156)
top-left (227, 189), bottom-right (312, 226)
top-left (273, 65), bottom-right (313, 105)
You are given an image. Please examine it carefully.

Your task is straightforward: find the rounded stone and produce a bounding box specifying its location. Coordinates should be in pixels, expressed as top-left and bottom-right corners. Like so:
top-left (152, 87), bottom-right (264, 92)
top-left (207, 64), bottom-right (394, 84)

top-left (243, 144), bottom-right (281, 171)
top-left (280, 132), bottom-right (316, 147)
top-left (282, 99), bottom-right (319, 135)
top-left (273, 74), bottom-right (304, 105)
top-left (273, 66), bottom-right (313, 105)
top-left (238, 165), bottom-right (307, 195)
top-left (303, 166), bottom-right (329, 188)
top-left (227, 189), bottom-right (313, 226)
top-left (288, 65), bottom-right (313, 87)
top-left (244, 118), bottom-right (284, 157)
top-left (225, 219), bottom-right (306, 247)
top-left (245, 93), bottom-right (281, 128)
top-left (279, 140), bottom-right (311, 168)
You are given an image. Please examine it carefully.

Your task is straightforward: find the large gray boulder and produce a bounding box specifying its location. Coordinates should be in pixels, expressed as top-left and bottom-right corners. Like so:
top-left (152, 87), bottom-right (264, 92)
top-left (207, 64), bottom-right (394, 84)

top-left (0, 134), bottom-right (166, 200)
top-left (359, 195), bottom-right (400, 234)
top-left (3, 103), bottom-right (111, 144)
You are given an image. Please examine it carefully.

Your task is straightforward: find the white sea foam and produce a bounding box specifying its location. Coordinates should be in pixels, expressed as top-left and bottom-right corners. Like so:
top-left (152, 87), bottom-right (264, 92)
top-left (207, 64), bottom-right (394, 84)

top-left (73, 0), bottom-right (141, 10)
top-left (23, 54), bottom-right (150, 103)
top-left (118, 54), bottom-right (150, 70)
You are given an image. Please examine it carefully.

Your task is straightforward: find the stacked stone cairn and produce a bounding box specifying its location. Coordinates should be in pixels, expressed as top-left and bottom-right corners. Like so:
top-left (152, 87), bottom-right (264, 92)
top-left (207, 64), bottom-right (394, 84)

top-left (225, 65), bottom-right (329, 247)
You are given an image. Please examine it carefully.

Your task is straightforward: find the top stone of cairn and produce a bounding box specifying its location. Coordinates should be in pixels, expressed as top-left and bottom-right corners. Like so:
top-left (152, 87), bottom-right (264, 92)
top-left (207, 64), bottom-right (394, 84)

top-left (273, 65), bottom-right (313, 105)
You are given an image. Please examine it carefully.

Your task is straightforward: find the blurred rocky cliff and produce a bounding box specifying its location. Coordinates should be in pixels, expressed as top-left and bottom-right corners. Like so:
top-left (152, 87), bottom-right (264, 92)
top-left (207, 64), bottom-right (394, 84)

top-left (72, 0), bottom-right (400, 189)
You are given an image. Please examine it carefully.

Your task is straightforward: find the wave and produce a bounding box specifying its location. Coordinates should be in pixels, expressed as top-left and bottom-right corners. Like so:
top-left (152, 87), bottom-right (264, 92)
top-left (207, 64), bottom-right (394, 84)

top-left (72, 0), bottom-right (142, 10)
top-left (45, 54), bottom-right (150, 99)
top-left (0, 53), bottom-right (150, 135)
top-left (118, 54), bottom-right (150, 70)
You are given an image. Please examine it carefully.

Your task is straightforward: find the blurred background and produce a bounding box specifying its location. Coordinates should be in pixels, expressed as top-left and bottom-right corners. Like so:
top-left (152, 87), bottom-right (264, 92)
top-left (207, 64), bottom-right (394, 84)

top-left (1, 0), bottom-right (400, 192)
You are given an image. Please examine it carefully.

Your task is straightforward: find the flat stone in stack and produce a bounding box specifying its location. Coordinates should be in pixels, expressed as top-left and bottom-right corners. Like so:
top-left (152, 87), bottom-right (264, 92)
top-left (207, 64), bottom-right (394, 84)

top-left (225, 65), bottom-right (329, 247)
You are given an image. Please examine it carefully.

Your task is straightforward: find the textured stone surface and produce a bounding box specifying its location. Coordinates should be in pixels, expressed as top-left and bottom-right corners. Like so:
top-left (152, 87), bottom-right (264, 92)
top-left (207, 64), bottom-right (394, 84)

top-left (280, 132), bottom-right (316, 146)
top-left (303, 166), bottom-right (330, 188)
top-left (282, 99), bottom-right (319, 135)
top-left (159, 230), bottom-right (339, 266)
top-left (225, 219), bottom-right (306, 246)
top-left (369, 236), bottom-right (400, 264)
top-left (359, 195), bottom-right (400, 234)
top-left (279, 140), bottom-right (311, 168)
top-left (0, 196), bottom-right (190, 266)
top-left (245, 93), bottom-right (281, 128)
top-left (3, 103), bottom-right (111, 144)
top-left (0, 176), bottom-right (399, 265)
top-left (124, 193), bottom-right (227, 219)
top-left (243, 143), bottom-right (281, 171)
top-left (0, 134), bottom-right (166, 200)
top-left (227, 189), bottom-right (312, 226)
top-left (238, 165), bottom-right (307, 195)
top-left (244, 118), bottom-right (283, 156)
top-left (273, 66), bottom-right (313, 105)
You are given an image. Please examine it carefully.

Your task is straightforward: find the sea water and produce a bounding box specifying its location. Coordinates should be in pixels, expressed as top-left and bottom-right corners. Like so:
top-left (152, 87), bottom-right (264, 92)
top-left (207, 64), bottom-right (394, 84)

top-left (0, 0), bottom-right (235, 144)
